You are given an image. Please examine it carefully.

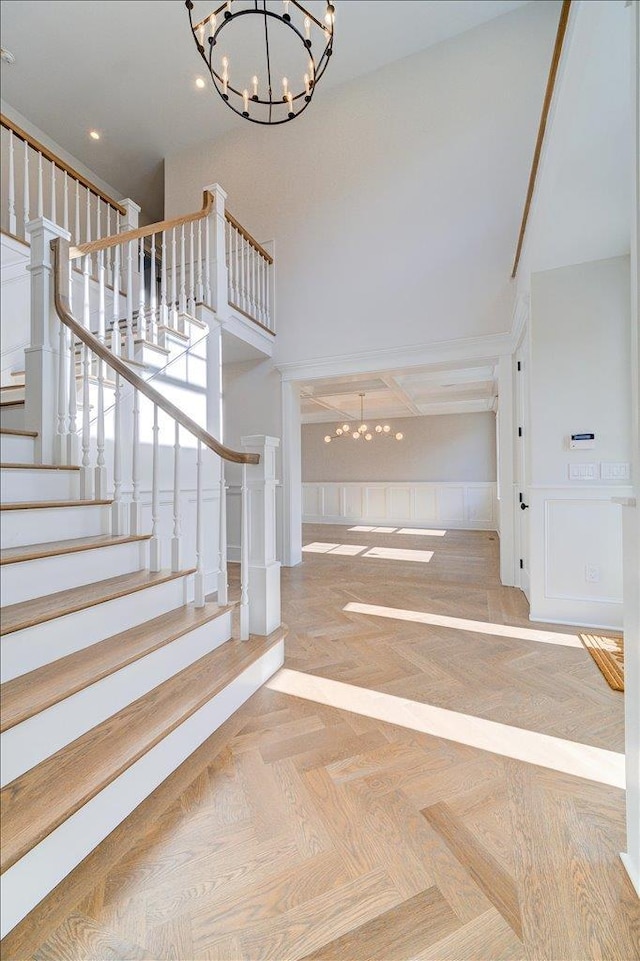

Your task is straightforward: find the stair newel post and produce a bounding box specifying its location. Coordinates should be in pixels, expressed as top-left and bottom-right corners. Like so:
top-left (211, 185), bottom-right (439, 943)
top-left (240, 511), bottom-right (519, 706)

top-left (23, 141), bottom-right (30, 235)
top-left (112, 243), bottom-right (121, 357)
top-left (240, 462), bottom-right (250, 641)
top-left (95, 251), bottom-right (107, 499)
top-left (150, 404), bottom-right (161, 571)
top-left (194, 440), bottom-right (205, 608)
top-left (130, 387), bottom-right (141, 536)
top-left (7, 128), bottom-right (16, 236)
top-left (188, 220), bottom-right (196, 316)
top-left (66, 261), bottom-right (79, 465)
top-left (204, 183), bottom-right (229, 317)
top-left (112, 372), bottom-right (127, 535)
top-left (218, 459), bottom-right (228, 606)
top-left (138, 236), bottom-right (146, 343)
top-left (55, 313), bottom-right (68, 464)
top-left (241, 435), bottom-right (281, 637)
top-left (119, 199), bottom-right (140, 355)
top-left (24, 218), bottom-right (70, 464)
top-left (171, 421), bottom-right (182, 572)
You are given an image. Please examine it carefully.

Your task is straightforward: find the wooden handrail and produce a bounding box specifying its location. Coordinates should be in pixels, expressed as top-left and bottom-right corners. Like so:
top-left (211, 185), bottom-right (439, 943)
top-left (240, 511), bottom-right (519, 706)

top-left (225, 210), bottom-right (273, 264)
top-left (511, 0), bottom-right (571, 278)
top-left (70, 191), bottom-right (214, 260)
top-left (52, 237), bottom-right (259, 466)
top-left (1, 113), bottom-right (126, 216)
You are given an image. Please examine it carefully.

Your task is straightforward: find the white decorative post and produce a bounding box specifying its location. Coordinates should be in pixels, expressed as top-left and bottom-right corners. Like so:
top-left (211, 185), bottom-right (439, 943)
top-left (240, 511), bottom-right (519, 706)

top-left (24, 218), bottom-right (71, 464)
top-left (241, 435), bottom-right (281, 636)
top-left (120, 198), bottom-right (141, 327)
top-left (119, 198), bottom-right (140, 233)
top-left (204, 183), bottom-right (229, 317)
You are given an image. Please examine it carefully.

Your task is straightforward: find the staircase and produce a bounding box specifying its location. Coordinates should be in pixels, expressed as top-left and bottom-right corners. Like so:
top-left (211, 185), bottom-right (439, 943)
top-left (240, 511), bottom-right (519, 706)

top-left (0, 184), bottom-right (284, 939)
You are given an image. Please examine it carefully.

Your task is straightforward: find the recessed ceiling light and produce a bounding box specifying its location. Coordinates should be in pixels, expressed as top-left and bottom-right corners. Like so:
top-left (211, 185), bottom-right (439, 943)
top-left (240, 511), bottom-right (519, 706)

top-left (195, 77), bottom-right (206, 89)
top-left (89, 130), bottom-right (101, 140)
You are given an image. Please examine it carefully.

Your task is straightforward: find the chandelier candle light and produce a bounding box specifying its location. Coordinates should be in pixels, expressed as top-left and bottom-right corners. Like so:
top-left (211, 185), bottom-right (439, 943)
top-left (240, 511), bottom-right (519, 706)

top-left (324, 394), bottom-right (404, 444)
top-left (186, 0), bottom-right (335, 125)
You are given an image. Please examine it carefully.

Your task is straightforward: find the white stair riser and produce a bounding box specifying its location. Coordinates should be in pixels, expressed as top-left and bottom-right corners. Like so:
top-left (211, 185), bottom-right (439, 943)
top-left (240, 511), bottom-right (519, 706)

top-left (1, 541), bottom-right (149, 606)
top-left (0, 640), bottom-right (284, 939)
top-left (0, 388), bottom-right (25, 403)
top-left (2, 576), bottom-right (190, 681)
top-left (0, 406), bottom-right (26, 431)
top-left (1, 611), bottom-right (233, 785)
top-left (0, 435), bottom-right (36, 463)
top-left (0, 503), bottom-right (111, 549)
top-left (1, 469), bottom-right (80, 504)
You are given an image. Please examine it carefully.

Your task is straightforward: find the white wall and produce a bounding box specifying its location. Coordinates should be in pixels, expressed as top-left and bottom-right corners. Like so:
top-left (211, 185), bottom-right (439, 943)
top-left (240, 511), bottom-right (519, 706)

top-left (165, 2), bottom-right (560, 367)
top-left (302, 412), bottom-right (496, 483)
top-left (527, 255), bottom-right (632, 629)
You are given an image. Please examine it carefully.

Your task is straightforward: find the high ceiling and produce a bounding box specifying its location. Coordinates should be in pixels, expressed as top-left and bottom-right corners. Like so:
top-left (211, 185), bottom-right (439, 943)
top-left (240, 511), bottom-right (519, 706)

top-left (1, 0), bottom-right (528, 220)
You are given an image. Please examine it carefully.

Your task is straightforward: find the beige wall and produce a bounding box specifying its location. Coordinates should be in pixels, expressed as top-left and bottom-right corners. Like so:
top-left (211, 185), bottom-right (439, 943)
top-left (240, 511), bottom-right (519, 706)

top-left (302, 412), bottom-right (496, 483)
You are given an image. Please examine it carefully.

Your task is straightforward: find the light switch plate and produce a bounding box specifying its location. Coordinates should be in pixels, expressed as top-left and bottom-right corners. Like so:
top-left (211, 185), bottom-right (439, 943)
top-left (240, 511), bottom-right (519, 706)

top-left (600, 462), bottom-right (631, 481)
top-left (568, 463), bottom-right (597, 481)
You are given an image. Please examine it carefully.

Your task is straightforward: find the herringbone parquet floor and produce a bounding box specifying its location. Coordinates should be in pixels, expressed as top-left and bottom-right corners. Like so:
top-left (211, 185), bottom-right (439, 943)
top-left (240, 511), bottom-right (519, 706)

top-left (3, 526), bottom-right (638, 960)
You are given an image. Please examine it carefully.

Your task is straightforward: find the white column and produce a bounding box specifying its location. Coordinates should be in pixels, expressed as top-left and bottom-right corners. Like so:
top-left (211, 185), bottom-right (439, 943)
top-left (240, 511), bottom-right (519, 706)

top-left (281, 380), bottom-right (302, 567)
top-left (204, 183), bottom-right (230, 318)
top-left (241, 434), bottom-right (281, 636)
top-left (497, 353), bottom-right (516, 586)
top-left (24, 218), bottom-right (71, 464)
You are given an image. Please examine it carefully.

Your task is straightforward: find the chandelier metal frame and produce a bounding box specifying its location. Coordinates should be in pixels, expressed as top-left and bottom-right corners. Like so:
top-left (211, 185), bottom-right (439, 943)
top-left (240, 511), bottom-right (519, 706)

top-left (324, 394), bottom-right (404, 444)
top-left (186, 0), bottom-right (335, 126)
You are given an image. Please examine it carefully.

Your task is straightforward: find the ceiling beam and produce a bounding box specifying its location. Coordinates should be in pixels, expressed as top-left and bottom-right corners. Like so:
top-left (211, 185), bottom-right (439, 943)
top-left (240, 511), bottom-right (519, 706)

top-left (379, 375), bottom-right (422, 415)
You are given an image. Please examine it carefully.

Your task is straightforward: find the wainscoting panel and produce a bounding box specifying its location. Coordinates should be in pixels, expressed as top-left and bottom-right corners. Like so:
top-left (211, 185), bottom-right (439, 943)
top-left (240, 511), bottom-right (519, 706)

top-left (302, 482), bottom-right (497, 530)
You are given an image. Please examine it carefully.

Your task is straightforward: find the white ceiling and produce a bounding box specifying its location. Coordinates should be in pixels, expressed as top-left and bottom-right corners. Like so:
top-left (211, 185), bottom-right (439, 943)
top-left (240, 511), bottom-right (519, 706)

top-left (0, 0), bottom-right (528, 220)
top-left (301, 363), bottom-right (498, 423)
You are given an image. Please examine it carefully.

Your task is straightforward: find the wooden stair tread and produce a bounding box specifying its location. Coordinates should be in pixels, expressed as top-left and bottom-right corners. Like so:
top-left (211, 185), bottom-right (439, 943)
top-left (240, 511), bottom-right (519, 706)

top-left (0, 601), bottom-right (234, 733)
top-left (0, 628), bottom-right (285, 874)
top-left (0, 533), bottom-right (151, 567)
top-left (0, 462), bottom-right (80, 471)
top-left (0, 400), bottom-right (25, 408)
top-left (0, 568), bottom-right (196, 637)
top-left (0, 428), bottom-right (38, 438)
top-left (0, 384), bottom-right (24, 392)
top-left (0, 498), bottom-right (112, 511)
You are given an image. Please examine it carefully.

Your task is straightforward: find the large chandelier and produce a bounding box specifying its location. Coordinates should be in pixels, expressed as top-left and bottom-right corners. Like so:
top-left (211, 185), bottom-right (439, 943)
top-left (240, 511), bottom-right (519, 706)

top-left (186, 1), bottom-right (335, 125)
top-left (324, 394), bottom-right (404, 444)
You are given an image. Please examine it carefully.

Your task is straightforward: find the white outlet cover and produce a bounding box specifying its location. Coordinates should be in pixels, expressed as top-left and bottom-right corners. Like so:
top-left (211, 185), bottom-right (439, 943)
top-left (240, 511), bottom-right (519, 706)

top-left (568, 463), bottom-right (597, 481)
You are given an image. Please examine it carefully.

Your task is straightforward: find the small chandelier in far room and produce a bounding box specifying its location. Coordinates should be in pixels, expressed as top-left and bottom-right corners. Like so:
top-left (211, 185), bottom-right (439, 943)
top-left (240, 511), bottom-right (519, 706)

top-left (324, 394), bottom-right (404, 444)
top-left (186, 0), bottom-right (335, 126)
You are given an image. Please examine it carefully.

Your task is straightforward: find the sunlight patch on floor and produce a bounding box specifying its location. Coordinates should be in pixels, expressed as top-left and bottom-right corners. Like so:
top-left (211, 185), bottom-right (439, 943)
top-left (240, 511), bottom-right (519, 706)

top-left (266, 669), bottom-right (624, 789)
top-left (397, 528), bottom-right (447, 536)
top-left (348, 526), bottom-right (399, 532)
top-left (344, 602), bottom-right (584, 648)
top-left (362, 547), bottom-right (434, 563)
top-left (302, 543), bottom-right (368, 555)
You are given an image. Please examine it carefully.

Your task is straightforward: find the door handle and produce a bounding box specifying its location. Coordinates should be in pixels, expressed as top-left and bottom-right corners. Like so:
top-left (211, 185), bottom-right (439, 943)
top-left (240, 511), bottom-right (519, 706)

top-left (520, 501), bottom-right (529, 510)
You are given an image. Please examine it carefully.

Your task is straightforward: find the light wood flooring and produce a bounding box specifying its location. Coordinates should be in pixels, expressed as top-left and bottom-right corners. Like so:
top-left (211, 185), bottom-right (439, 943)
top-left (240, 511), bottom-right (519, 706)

top-left (2, 525), bottom-right (638, 960)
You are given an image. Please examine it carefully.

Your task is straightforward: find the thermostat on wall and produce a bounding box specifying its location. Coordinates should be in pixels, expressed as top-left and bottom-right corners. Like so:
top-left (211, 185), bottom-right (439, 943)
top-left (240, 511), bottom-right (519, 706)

top-left (569, 432), bottom-right (595, 450)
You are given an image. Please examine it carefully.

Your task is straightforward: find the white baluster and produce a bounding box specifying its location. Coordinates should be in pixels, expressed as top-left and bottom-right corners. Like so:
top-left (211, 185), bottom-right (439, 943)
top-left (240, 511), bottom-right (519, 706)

top-left (105, 206), bottom-right (112, 286)
top-left (179, 223), bottom-right (187, 327)
top-left (66, 246), bottom-right (78, 466)
top-left (188, 220), bottom-right (196, 315)
top-left (74, 180), bottom-right (80, 244)
top-left (63, 171), bottom-right (69, 233)
top-left (7, 129), bottom-right (16, 235)
top-left (130, 387), bottom-right (141, 535)
top-left (112, 372), bottom-right (126, 534)
top-left (225, 220), bottom-right (232, 301)
top-left (171, 226), bottom-right (178, 329)
top-left (50, 159), bottom-right (56, 223)
top-left (85, 186), bottom-right (92, 244)
top-left (171, 421), bottom-right (182, 571)
top-left (80, 344), bottom-right (92, 498)
top-left (150, 405), bottom-right (161, 571)
top-left (218, 460), bottom-right (228, 605)
top-left (37, 151), bottom-right (43, 218)
top-left (149, 232), bottom-right (158, 344)
top-left (196, 219), bottom-right (203, 302)
top-left (126, 240), bottom-right (134, 357)
top-left (22, 141), bottom-right (30, 234)
top-left (160, 229), bottom-right (168, 327)
top-left (138, 236), bottom-right (146, 342)
top-left (240, 463), bottom-right (249, 640)
top-left (112, 243), bottom-right (121, 356)
top-left (95, 253), bottom-right (107, 498)
top-left (260, 255), bottom-right (266, 325)
top-left (194, 440), bottom-right (205, 607)
top-left (55, 320), bottom-right (68, 464)
top-left (204, 215), bottom-right (212, 305)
